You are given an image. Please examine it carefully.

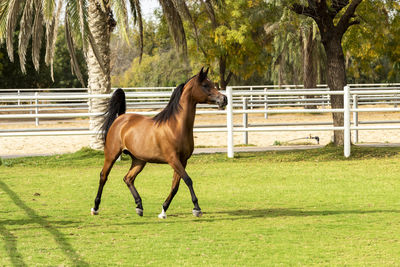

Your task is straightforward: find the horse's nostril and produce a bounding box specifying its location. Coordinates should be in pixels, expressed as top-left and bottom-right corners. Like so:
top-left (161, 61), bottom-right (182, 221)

top-left (220, 95), bottom-right (227, 106)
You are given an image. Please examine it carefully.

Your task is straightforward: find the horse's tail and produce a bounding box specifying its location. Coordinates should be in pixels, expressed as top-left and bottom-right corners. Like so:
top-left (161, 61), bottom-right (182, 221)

top-left (99, 88), bottom-right (126, 144)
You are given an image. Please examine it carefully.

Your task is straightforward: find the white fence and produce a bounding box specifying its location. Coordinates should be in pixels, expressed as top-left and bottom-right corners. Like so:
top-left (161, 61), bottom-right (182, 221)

top-left (2, 84), bottom-right (400, 158)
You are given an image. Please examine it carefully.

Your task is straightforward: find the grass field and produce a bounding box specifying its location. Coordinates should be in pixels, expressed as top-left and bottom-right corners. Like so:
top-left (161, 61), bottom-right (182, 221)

top-left (1, 146), bottom-right (400, 266)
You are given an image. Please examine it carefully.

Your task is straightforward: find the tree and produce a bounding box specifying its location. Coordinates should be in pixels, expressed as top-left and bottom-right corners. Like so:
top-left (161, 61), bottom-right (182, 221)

top-left (0, 0), bottom-right (187, 149)
top-left (182, 0), bottom-right (275, 89)
top-left (291, 0), bottom-right (364, 145)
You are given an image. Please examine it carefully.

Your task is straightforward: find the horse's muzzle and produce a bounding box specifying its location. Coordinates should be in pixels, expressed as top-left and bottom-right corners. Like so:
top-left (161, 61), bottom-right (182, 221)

top-left (217, 94), bottom-right (228, 110)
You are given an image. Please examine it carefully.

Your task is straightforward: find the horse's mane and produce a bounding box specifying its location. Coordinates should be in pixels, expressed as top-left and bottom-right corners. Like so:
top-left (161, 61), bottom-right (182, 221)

top-left (152, 76), bottom-right (195, 124)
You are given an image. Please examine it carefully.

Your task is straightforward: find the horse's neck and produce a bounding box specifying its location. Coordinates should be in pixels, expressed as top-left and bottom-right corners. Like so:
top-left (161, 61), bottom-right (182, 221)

top-left (175, 90), bottom-right (197, 134)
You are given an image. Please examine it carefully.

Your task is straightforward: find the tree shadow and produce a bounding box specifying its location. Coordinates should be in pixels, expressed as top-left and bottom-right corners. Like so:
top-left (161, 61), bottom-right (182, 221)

top-left (0, 180), bottom-right (88, 266)
top-left (0, 224), bottom-right (27, 267)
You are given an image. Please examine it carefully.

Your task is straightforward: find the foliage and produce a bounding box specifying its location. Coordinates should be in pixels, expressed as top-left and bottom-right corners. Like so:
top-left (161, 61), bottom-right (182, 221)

top-left (186, 0), bottom-right (276, 86)
top-left (0, 38), bottom-right (52, 88)
top-left (112, 1), bottom-right (400, 88)
top-left (0, 26), bottom-right (87, 89)
top-left (111, 16), bottom-right (191, 88)
top-left (343, 0), bottom-right (400, 83)
top-left (1, 147), bottom-right (400, 265)
top-left (112, 50), bottom-right (191, 87)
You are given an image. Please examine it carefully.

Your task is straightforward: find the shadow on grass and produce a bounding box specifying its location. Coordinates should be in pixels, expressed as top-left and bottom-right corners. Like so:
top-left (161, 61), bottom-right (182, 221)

top-left (0, 224), bottom-right (26, 267)
top-left (0, 181), bottom-right (88, 266)
top-left (212, 208), bottom-right (400, 219)
top-left (98, 207), bottom-right (400, 227)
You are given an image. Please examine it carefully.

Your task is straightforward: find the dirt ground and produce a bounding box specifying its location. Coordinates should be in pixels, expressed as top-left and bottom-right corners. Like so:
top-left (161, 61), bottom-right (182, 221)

top-left (2, 110), bottom-right (400, 157)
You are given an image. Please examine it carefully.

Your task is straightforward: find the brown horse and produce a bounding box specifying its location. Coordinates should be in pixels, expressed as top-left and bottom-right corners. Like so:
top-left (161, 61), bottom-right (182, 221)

top-left (91, 68), bottom-right (227, 219)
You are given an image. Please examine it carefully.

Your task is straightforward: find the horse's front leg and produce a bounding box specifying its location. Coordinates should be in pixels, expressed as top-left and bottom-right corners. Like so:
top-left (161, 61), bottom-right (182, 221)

top-left (160, 158), bottom-right (202, 219)
top-left (158, 171), bottom-right (181, 219)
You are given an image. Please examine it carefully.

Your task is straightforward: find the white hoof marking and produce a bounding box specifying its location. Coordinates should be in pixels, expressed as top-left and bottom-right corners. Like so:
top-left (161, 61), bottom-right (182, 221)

top-left (192, 209), bottom-right (203, 217)
top-left (158, 208), bottom-right (167, 219)
top-left (91, 208), bottom-right (99, 215)
top-left (136, 208), bottom-right (143, 216)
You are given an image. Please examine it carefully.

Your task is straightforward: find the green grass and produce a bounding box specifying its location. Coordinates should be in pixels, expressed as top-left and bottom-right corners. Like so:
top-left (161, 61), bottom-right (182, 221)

top-left (1, 146), bottom-right (400, 266)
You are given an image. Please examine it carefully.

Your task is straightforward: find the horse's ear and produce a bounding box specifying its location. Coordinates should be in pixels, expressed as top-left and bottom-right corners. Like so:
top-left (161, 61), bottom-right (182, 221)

top-left (198, 67), bottom-right (209, 82)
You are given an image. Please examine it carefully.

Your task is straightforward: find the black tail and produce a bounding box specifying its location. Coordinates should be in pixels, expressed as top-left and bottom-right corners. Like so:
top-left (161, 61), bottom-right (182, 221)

top-left (99, 88), bottom-right (126, 144)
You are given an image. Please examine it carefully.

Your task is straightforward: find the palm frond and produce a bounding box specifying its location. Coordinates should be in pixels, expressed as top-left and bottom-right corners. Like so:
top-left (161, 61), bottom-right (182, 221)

top-left (172, 0), bottom-right (201, 50)
top-left (65, 0), bottom-right (85, 44)
top-left (42, 0), bottom-right (55, 24)
top-left (159, 0), bottom-right (187, 56)
top-left (65, 14), bottom-right (86, 87)
top-left (45, 0), bottom-right (63, 81)
top-left (77, 0), bottom-right (86, 49)
top-left (0, 1), bottom-right (10, 43)
top-left (129, 0), bottom-right (143, 62)
top-left (112, 0), bottom-right (129, 43)
top-left (18, 0), bottom-right (34, 73)
top-left (66, 0), bottom-right (106, 75)
top-left (6, 0), bottom-right (22, 62)
top-left (32, 0), bottom-right (44, 71)
top-left (95, 0), bottom-right (107, 13)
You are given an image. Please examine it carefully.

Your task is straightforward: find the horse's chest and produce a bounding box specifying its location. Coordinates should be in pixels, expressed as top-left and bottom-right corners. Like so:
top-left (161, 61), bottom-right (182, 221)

top-left (177, 136), bottom-right (194, 158)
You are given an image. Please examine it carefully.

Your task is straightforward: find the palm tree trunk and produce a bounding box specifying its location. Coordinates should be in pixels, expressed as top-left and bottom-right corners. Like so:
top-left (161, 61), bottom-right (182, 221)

top-left (87, 0), bottom-right (111, 149)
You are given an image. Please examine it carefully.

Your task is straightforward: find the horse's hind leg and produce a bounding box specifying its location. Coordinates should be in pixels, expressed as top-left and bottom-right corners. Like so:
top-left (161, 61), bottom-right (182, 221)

top-left (91, 149), bottom-right (121, 215)
top-left (123, 159), bottom-right (146, 216)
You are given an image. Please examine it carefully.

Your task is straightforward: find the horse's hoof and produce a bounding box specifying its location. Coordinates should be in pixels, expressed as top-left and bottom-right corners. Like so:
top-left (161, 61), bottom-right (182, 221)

top-left (192, 209), bottom-right (203, 217)
top-left (136, 208), bottom-right (143, 217)
top-left (91, 208), bottom-right (99, 215)
top-left (158, 208), bottom-right (167, 219)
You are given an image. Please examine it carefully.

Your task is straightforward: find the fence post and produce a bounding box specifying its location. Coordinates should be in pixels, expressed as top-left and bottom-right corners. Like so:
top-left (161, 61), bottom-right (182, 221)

top-left (226, 86), bottom-right (234, 158)
top-left (264, 88), bottom-right (268, 119)
top-left (35, 92), bottom-right (39, 126)
top-left (242, 97), bottom-right (248, 145)
top-left (250, 86), bottom-right (253, 109)
top-left (352, 94), bottom-right (358, 143)
top-left (344, 85), bottom-right (351, 158)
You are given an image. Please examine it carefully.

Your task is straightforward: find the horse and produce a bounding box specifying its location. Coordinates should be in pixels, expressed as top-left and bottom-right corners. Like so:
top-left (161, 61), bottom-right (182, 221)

top-left (91, 67), bottom-right (227, 219)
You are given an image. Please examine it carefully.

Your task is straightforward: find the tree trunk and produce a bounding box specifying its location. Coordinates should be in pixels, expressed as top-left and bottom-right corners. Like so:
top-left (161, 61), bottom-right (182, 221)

top-left (302, 26), bottom-right (318, 109)
top-left (218, 55), bottom-right (232, 90)
top-left (87, 1), bottom-right (111, 149)
top-left (324, 37), bottom-right (347, 145)
top-left (291, 0), bottom-right (363, 146)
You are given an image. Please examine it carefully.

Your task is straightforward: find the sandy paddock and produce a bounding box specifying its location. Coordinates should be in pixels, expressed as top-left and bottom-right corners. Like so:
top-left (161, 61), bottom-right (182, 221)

top-left (2, 109), bottom-right (400, 157)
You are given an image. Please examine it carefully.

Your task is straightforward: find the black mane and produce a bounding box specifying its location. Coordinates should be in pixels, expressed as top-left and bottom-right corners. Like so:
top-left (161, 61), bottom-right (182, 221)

top-left (152, 83), bottom-right (185, 124)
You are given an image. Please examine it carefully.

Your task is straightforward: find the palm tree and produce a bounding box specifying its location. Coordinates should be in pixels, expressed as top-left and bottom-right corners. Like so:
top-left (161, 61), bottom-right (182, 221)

top-left (0, 0), bottom-right (188, 149)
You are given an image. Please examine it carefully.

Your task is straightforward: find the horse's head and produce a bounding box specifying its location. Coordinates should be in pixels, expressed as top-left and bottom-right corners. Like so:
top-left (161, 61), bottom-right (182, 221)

top-left (191, 67), bottom-right (227, 110)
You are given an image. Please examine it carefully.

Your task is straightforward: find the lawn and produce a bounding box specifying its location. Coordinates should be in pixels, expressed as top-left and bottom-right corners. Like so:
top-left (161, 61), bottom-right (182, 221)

top-left (1, 146), bottom-right (400, 266)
